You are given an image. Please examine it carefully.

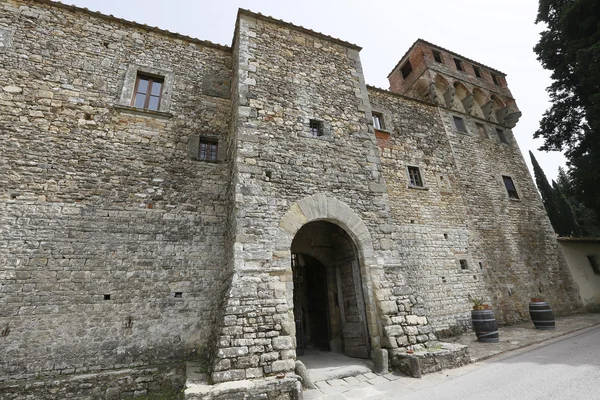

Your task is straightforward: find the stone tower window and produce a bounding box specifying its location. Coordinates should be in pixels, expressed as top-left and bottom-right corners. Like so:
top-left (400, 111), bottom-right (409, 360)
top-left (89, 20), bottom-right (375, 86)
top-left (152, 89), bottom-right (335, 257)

top-left (372, 113), bottom-right (385, 130)
top-left (400, 60), bottom-right (413, 79)
top-left (188, 134), bottom-right (225, 162)
top-left (473, 66), bottom-right (482, 78)
top-left (454, 58), bottom-right (463, 71)
top-left (453, 116), bottom-right (468, 133)
top-left (132, 74), bottom-right (164, 111)
top-left (497, 128), bottom-right (509, 144)
top-left (502, 176), bottom-right (520, 200)
top-left (118, 64), bottom-right (174, 114)
top-left (407, 166), bottom-right (424, 188)
top-left (432, 50), bottom-right (442, 63)
top-left (459, 260), bottom-right (468, 270)
top-left (309, 119), bottom-right (324, 137)
top-left (199, 139), bottom-right (218, 161)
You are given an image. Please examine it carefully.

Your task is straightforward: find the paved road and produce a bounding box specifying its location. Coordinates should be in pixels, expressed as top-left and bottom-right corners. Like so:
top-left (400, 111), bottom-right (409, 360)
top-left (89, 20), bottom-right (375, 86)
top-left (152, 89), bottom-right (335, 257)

top-left (304, 325), bottom-right (600, 400)
top-left (395, 325), bottom-right (600, 400)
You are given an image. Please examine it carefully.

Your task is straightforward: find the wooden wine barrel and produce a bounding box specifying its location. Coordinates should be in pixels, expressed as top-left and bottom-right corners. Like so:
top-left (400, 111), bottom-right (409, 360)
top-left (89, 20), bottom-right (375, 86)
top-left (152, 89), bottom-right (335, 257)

top-left (529, 301), bottom-right (555, 330)
top-left (471, 309), bottom-right (499, 343)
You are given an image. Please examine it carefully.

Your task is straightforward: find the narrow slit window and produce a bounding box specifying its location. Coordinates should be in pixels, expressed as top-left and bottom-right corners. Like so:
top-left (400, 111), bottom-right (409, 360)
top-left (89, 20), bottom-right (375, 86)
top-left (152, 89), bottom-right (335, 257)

top-left (372, 113), bottom-right (384, 130)
top-left (473, 66), bottom-right (482, 78)
top-left (199, 139), bottom-right (218, 161)
top-left (497, 128), bottom-right (508, 144)
top-left (587, 255), bottom-right (600, 275)
top-left (454, 58), bottom-right (463, 71)
top-left (132, 74), bottom-right (164, 111)
top-left (459, 260), bottom-right (468, 270)
top-left (432, 50), bottom-right (442, 63)
top-left (401, 60), bottom-right (413, 79)
top-left (407, 166), bottom-right (424, 188)
top-left (453, 116), bottom-right (467, 133)
top-left (502, 176), bottom-right (520, 200)
top-left (476, 122), bottom-right (488, 138)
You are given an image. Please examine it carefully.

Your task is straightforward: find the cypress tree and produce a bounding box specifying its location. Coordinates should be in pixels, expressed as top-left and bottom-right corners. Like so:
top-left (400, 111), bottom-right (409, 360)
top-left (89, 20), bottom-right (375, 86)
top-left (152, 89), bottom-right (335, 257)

top-left (552, 181), bottom-right (583, 237)
top-left (529, 151), bottom-right (559, 231)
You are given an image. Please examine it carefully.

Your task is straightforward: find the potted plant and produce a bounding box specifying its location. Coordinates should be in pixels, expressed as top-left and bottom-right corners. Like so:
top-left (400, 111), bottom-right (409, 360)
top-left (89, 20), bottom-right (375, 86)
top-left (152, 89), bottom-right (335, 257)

top-left (469, 296), bottom-right (499, 343)
top-left (470, 297), bottom-right (489, 310)
top-left (529, 297), bottom-right (555, 330)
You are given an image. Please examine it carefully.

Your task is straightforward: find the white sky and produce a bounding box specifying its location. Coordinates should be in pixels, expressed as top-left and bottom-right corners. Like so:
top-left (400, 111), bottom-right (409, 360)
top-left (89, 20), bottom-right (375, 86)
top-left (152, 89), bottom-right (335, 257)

top-left (56, 0), bottom-right (565, 181)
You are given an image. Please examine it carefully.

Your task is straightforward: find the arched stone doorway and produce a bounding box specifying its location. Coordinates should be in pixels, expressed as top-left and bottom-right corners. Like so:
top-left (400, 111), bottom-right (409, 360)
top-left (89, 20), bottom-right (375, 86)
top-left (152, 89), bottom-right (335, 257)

top-left (291, 221), bottom-right (370, 359)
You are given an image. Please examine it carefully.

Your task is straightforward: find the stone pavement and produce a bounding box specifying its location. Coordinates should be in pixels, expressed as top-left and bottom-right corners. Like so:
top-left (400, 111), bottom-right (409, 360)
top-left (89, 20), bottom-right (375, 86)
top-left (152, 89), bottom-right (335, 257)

top-left (302, 313), bottom-right (600, 399)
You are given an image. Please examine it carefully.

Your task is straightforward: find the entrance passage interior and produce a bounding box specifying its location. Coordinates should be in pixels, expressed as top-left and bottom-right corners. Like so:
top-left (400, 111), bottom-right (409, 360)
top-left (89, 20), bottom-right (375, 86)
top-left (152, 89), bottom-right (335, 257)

top-left (291, 221), bottom-right (370, 359)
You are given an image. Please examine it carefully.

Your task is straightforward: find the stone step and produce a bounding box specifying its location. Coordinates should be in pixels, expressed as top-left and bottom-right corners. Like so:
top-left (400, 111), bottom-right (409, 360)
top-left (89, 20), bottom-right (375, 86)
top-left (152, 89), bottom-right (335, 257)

top-left (297, 351), bottom-right (374, 386)
top-left (184, 362), bottom-right (301, 399)
top-left (310, 363), bottom-right (373, 383)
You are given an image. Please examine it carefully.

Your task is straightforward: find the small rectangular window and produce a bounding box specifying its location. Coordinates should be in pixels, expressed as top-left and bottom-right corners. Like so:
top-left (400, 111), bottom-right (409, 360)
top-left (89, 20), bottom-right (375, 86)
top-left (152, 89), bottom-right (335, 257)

top-left (132, 74), bottom-right (164, 111)
top-left (407, 166), bottom-right (424, 188)
top-left (454, 58), bottom-right (463, 71)
top-left (476, 122), bottom-right (488, 138)
top-left (587, 255), bottom-right (600, 275)
top-left (309, 119), bottom-right (324, 137)
top-left (401, 60), bottom-right (413, 79)
top-left (497, 128), bottom-right (509, 144)
top-left (453, 116), bottom-right (467, 133)
top-left (372, 113), bottom-right (385, 130)
top-left (432, 50), bottom-right (442, 63)
top-left (502, 176), bottom-right (520, 200)
top-left (491, 74), bottom-right (500, 86)
top-left (473, 66), bottom-right (482, 78)
top-left (459, 260), bottom-right (468, 270)
top-left (199, 139), bottom-right (218, 161)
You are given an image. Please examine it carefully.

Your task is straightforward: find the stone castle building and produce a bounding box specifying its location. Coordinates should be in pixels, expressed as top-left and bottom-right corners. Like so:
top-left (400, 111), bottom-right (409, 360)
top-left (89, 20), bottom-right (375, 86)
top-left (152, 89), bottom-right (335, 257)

top-left (0, 0), bottom-right (581, 398)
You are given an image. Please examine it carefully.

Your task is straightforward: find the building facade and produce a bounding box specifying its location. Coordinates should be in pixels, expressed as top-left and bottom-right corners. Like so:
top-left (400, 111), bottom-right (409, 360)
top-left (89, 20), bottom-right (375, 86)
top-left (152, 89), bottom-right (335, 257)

top-left (0, 0), bottom-right (581, 397)
top-left (558, 238), bottom-right (600, 311)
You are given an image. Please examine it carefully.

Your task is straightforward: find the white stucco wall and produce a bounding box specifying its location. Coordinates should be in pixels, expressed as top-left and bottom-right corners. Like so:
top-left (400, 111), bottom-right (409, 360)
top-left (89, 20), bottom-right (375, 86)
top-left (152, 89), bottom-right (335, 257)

top-left (559, 241), bottom-right (600, 309)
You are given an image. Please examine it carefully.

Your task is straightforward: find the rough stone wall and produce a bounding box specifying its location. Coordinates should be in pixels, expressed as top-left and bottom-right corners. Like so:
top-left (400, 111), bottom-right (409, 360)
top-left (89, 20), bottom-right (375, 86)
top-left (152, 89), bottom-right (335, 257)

top-left (437, 106), bottom-right (581, 322)
top-left (370, 86), bottom-right (580, 332)
top-left (369, 88), bottom-right (489, 334)
top-left (0, 364), bottom-right (185, 400)
top-left (0, 0), bottom-right (232, 382)
top-left (210, 11), bottom-right (437, 382)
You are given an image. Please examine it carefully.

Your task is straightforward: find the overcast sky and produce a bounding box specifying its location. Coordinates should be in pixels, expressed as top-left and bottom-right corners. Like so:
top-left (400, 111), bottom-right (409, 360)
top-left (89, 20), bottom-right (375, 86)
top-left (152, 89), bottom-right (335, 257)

top-left (57, 0), bottom-right (564, 181)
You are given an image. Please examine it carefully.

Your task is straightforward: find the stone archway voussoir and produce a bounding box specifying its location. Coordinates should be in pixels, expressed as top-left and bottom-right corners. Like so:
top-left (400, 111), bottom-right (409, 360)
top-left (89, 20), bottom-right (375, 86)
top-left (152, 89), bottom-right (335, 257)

top-left (326, 198), bottom-right (354, 226)
top-left (297, 193), bottom-right (328, 221)
top-left (275, 227), bottom-right (294, 252)
top-left (279, 203), bottom-right (308, 236)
